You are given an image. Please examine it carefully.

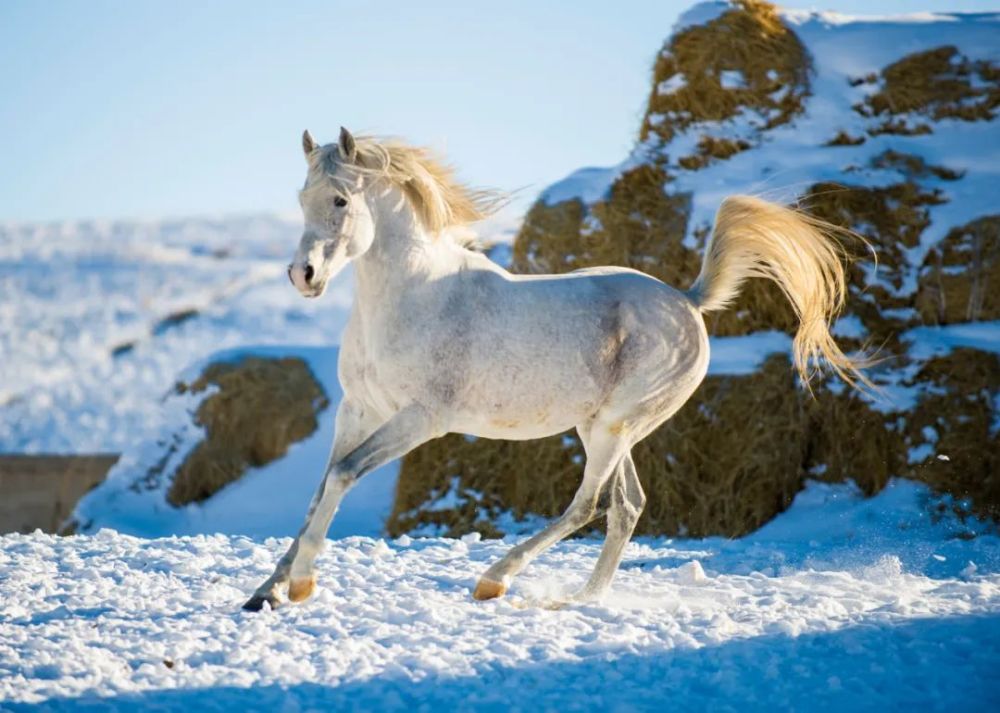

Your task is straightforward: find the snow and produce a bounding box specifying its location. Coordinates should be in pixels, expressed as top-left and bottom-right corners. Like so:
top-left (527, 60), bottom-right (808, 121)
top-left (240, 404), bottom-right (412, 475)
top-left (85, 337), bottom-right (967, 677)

top-left (672, 0), bottom-right (728, 34)
top-left (718, 70), bottom-right (746, 90)
top-left (903, 320), bottom-right (1000, 360)
top-left (2, 480), bottom-right (999, 710)
top-left (706, 330), bottom-right (792, 375)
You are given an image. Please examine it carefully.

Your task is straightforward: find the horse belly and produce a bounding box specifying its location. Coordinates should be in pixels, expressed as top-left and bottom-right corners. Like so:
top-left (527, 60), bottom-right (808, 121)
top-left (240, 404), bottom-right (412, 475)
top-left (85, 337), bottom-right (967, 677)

top-left (454, 369), bottom-right (602, 441)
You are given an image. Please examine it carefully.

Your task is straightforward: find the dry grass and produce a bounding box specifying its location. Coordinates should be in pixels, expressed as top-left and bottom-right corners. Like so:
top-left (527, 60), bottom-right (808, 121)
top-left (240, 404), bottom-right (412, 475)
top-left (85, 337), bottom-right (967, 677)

top-left (801, 179), bottom-right (945, 346)
top-left (641, 0), bottom-right (810, 146)
top-left (512, 164), bottom-right (698, 284)
top-left (678, 136), bottom-right (752, 171)
top-left (870, 150), bottom-right (964, 182)
top-left (905, 349), bottom-right (1000, 521)
top-left (804, 380), bottom-right (903, 496)
top-left (855, 45), bottom-right (1000, 135)
top-left (393, 344), bottom-right (1000, 538)
top-left (389, 432), bottom-right (585, 539)
top-left (167, 357), bottom-right (329, 506)
top-left (916, 216), bottom-right (1000, 324)
top-left (825, 130), bottom-right (865, 147)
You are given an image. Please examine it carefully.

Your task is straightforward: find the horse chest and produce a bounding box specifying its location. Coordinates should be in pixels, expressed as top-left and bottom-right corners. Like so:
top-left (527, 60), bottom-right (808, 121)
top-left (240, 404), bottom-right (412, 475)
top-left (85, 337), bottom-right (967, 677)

top-left (339, 314), bottom-right (437, 417)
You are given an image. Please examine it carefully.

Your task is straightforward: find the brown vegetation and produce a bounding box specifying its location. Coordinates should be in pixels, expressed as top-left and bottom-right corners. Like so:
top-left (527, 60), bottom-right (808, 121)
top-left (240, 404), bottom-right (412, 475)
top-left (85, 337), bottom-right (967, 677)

top-left (916, 216), bottom-right (1000, 324)
top-left (905, 349), bottom-right (1000, 522)
top-left (678, 136), bottom-right (752, 171)
top-left (167, 357), bottom-right (329, 506)
top-left (826, 130), bottom-right (865, 147)
top-left (641, 0), bottom-right (810, 146)
top-left (855, 45), bottom-right (1000, 135)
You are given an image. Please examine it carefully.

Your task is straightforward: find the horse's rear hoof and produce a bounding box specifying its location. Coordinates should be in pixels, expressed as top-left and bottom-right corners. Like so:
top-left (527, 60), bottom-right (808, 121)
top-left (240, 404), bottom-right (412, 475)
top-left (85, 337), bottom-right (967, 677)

top-left (288, 575), bottom-right (317, 603)
top-left (472, 577), bottom-right (507, 601)
top-left (242, 593), bottom-right (279, 612)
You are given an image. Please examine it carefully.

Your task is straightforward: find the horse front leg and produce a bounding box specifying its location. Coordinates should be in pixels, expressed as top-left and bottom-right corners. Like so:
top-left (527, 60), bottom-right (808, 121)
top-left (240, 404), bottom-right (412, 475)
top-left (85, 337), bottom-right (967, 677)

top-left (243, 402), bottom-right (437, 611)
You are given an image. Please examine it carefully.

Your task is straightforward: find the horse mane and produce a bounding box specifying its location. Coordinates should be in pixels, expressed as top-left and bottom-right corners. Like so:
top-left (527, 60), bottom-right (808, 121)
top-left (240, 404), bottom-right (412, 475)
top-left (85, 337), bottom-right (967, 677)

top-left (312, 136), bottom-right (505, 238)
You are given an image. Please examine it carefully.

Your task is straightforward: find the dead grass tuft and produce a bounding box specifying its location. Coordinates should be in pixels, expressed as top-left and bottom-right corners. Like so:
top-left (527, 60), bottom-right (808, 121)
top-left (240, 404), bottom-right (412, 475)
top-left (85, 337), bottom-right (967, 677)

top-left (512, 164), bottom-right (697, 284)
top-left (804, 381), bottom-right (903, 495)
top-left (871, 149), bottom-right (964, 182)
top-left (826, 130), bottom-right (865, 146)
top-left (393, 345), bottom-right (1000, 538)
top-left (678, 136), bottom-right (752, 170)
top-left (388, 432), bottom-right (585, 538)
top-left (905, 349), bottom-right (1000, 521)
top-left (641, 0), bottom-right (810, 146)
top-left (167, 357), bottom-right (329, 506)
top-left (512, 165), bottom-right (798, 338)
top-left (916, 216), bottom-right (1000, 324)
top-left (856, 45), bottom-right (1000, 135)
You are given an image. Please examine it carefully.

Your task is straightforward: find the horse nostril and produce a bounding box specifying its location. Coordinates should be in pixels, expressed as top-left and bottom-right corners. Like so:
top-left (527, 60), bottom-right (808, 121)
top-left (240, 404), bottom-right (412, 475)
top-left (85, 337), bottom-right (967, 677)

top-left (304, 264), bottom-right (315, 284)
top-left (287, 264), bottom-right (293, 284)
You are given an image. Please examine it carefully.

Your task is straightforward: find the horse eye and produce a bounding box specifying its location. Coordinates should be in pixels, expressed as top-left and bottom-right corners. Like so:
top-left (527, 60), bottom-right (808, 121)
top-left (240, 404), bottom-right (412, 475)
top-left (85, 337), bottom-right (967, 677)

top-left (334, 196), bottom-right (348, 208)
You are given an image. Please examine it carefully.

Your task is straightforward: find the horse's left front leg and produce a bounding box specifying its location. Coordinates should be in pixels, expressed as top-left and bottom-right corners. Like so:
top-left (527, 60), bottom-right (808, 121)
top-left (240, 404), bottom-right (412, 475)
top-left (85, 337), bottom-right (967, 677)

top-left (243, 403), bottom-right (438, 611)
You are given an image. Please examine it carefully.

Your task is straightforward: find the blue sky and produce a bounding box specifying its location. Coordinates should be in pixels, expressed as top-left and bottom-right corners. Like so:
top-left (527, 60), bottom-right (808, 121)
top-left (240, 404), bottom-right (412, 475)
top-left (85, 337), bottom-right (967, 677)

top-left (1, 1), bottom-right (995, 222)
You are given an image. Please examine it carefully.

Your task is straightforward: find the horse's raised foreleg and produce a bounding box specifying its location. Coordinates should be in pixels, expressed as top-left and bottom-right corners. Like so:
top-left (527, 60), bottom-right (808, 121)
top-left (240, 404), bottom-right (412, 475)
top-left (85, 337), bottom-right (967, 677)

top-left (473, 426), bottom-right (628, 600)
top-left (576, 452), bottom-right (645, 601)
top-left (243, 402), bottom-right (437, 611)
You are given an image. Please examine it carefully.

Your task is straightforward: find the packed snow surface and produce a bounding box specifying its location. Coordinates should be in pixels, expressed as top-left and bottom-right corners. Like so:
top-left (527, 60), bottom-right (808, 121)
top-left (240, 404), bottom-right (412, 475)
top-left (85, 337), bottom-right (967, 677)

top-left (3, 480), bottom-right (999, 711)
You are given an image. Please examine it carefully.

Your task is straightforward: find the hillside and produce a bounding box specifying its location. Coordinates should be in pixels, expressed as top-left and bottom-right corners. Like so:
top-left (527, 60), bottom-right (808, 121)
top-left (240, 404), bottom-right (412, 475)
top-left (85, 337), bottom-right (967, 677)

top-left (393, 1), bottom-right (1000, 538)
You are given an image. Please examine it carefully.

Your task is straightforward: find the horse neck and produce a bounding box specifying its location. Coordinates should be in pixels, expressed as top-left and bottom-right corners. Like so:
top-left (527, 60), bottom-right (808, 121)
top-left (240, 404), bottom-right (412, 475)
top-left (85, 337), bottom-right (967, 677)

top-left (352, 185), bottom-right (461, 308)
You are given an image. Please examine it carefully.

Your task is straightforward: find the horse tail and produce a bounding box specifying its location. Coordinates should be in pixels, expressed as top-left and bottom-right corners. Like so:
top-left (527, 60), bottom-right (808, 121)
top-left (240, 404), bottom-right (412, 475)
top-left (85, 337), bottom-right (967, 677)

top-left (686, 195), bottom-right (872, 392)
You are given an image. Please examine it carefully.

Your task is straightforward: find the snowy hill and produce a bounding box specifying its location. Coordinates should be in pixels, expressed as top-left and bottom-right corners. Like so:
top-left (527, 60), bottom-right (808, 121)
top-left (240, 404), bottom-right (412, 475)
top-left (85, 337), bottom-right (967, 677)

top-left (394, 1), bottom-right (1000, 540)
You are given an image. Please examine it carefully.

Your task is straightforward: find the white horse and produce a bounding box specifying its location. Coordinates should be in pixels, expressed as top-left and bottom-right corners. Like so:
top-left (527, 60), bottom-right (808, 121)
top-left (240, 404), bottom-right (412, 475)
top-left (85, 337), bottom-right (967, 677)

top-left (242, 127), bottom-right (868, 611)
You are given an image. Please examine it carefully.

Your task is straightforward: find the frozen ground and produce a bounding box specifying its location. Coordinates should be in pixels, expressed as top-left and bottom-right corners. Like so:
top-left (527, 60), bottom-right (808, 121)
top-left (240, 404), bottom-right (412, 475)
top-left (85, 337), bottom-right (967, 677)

top-left (2, 480), bottom-right (999, 711)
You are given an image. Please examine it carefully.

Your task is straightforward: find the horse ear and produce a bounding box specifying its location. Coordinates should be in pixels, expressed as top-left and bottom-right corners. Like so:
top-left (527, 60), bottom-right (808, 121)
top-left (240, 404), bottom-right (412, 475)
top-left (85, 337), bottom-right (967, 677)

top-left (302, 130), bottom-right (318, 159)
top-left (338, 126), bottom-right (357, 162)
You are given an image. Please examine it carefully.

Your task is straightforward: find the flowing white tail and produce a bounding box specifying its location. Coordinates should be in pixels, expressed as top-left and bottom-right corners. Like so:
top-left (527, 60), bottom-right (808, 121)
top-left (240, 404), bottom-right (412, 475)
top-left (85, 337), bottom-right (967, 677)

top-left (687, 195), bottom-right (871, 391)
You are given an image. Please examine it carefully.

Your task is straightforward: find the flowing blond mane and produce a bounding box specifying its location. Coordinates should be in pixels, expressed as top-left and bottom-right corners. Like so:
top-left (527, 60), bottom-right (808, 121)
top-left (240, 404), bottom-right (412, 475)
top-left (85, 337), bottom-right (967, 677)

top-left (312, 136), bottom-right (504, 236)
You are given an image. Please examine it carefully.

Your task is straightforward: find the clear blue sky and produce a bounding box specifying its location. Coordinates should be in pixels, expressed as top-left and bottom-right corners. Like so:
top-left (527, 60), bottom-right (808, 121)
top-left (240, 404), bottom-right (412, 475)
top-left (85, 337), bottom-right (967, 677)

top-left (0, 1), bottom-right (994, 222)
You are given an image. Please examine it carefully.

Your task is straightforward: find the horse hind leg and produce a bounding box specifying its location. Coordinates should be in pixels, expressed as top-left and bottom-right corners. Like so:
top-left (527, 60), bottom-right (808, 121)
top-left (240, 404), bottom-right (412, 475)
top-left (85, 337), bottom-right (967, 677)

top-left (576, 452), bottom-right (645, 602)
top-left (473, 424), bottom-right (628, 600)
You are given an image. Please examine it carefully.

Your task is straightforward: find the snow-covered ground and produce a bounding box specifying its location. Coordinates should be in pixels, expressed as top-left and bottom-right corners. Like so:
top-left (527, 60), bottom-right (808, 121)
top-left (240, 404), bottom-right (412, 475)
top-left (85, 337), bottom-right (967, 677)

top-left (2, 480), bottom-right (999, 710)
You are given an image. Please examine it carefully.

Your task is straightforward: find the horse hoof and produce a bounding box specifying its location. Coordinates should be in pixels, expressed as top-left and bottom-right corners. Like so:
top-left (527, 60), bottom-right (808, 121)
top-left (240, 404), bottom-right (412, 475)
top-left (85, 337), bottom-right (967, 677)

top-left (288, 575), bottom-right (317, 603)
top-left (242, 593), bottom-right (279, 612)
top-left (472, 577), bottom-right (507, 601)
